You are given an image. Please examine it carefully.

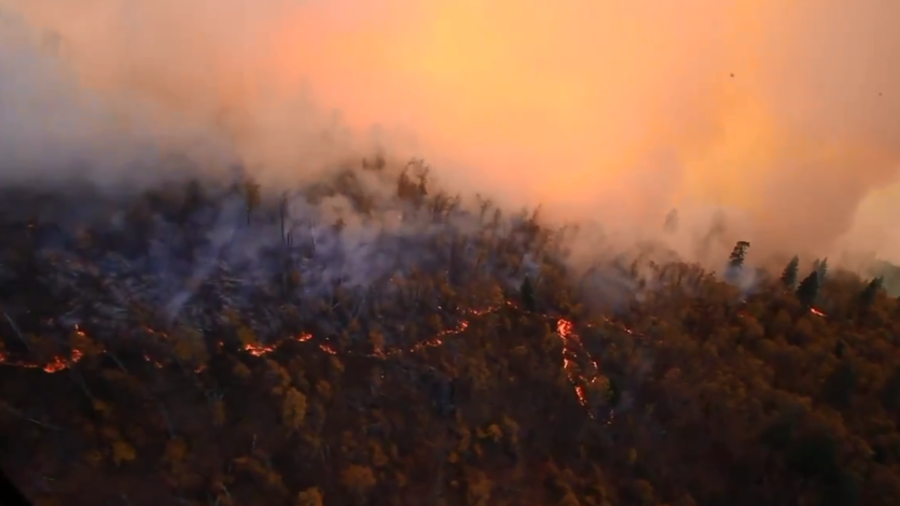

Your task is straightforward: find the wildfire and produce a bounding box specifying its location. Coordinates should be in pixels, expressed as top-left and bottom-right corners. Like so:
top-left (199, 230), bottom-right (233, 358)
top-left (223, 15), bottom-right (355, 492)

top-left (143, 353), bottom-right (165, 368)
top-left (602, 316), bottom-right (635, 335)
top-left (142, 326), bottom-right (170, 340)
top-left (1, 306), bottom-right (617, 422)
top-left (0, 342), bottom-right (84, 373)
top-left (810, 307), bottom-right (827, 317)
top-left (407, 320), bottom-right (471, 353)
top-left (244, 342), bottom-right (276, 357)
top-left (557, 319), bottom-right (605, 411)
top-left (42, 355), bottom-right (70, 373)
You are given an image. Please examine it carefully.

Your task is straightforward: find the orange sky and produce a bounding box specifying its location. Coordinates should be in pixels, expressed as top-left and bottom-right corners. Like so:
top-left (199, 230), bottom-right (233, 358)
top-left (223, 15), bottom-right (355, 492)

top-left (2, 0), bottom-right (900, 263)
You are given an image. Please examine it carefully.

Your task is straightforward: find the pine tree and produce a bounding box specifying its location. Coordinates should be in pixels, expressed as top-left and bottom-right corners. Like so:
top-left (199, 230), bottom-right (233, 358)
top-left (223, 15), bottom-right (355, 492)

top-left (781, 255), bottom-right (800, 288)
top-left (244, 179), bottom-right (261, 225)
top-left (663, 208), bottom-right (679, 234)
top-left (728, 241), bottom-right (751, 270)
top-left (857, 277), bottom-right (884, 316)
top-left (726, 241), bottom-right (751, 283)
top-left (813, 258), bottom-right (829, 282)
top-left (520, 276), bottom-right (536, 312)
top-left (796, 269), bottom-right (820, 307)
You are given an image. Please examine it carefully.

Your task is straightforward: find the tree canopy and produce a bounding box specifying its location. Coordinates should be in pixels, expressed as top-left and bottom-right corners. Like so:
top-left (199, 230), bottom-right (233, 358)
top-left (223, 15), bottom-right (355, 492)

top-left (2, 163), bottom-right (900, 506)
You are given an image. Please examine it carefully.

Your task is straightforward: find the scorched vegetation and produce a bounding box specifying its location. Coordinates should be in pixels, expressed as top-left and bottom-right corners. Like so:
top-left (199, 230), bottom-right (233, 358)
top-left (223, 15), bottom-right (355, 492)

top-left (2, 159), bottom-right (900, 506)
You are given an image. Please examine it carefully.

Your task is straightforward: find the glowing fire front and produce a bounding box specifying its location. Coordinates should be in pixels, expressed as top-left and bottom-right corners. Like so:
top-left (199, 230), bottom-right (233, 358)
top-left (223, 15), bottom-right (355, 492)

top-left (0, 300), bottom-right (829, 424)
top-left (0, 306), bottom-right (616, 420)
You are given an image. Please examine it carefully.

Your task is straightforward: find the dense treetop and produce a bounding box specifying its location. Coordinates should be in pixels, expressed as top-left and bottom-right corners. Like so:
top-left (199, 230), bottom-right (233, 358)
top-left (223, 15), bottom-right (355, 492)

top-left (2, 160), bottom-right (900, 506)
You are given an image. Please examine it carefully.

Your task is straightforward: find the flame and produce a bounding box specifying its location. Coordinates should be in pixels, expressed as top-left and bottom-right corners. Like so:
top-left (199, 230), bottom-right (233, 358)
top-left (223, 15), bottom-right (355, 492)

top-left (42, 356), bottom-right (69, 373)
top-left (142, 326), bottom-right (170, 339)
top-left (556, 318), bottom-right (604, 416)
top-left (143, 353), bottom-right (165, 368)
top-left (244, 342), bottom-right (276, 357)
top-left (810, 307), bottom-right (827, 317)
top-left (2, 307), bottom-right (620, 421)
top-left (0, 335), bottom-right (85, 373)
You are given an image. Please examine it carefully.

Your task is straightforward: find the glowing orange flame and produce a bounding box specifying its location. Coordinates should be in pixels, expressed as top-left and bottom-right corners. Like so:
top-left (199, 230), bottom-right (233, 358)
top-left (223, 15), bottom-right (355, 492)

top-left (244, 342), bottom-right (276, 357)
top-left (0, 328), bottom-right (86, 373)
top-left (142, 326), bottom-right (170, 339)
top-left (143, 353), bottom-right (165, 368)
top-left (42, 356), bottom-right (68, 373)
top-left (810, 308), bottom-right (826, 317)
top-left (556, 318), bottom-right (604, 416)
top-left (2, 307), bottom-right (613, 421)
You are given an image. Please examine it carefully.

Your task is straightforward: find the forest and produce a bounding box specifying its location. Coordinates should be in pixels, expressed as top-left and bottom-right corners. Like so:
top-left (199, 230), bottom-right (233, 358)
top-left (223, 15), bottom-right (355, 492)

top-left (2, 159), bottom-right (900, 506)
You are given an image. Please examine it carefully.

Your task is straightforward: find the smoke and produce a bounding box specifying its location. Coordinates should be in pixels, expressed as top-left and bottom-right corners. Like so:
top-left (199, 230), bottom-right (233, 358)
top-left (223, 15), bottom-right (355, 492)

top-left (1, 0), bottom-right (899, 268)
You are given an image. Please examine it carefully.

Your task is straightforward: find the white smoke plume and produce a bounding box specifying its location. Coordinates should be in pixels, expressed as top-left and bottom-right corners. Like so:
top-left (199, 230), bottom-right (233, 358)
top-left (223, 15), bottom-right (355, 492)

top-left (1, 0), bottom-right (899, 273)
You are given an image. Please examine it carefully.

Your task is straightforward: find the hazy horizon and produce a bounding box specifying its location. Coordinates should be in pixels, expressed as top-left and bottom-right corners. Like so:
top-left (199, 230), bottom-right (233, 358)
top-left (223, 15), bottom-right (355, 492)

top-left (1, 0), bottom-right (898, 270)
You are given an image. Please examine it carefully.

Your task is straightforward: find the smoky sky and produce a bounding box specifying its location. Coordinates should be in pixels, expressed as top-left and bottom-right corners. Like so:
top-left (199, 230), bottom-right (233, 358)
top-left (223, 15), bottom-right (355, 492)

top-left (1, 0), bottom-right (899, 267)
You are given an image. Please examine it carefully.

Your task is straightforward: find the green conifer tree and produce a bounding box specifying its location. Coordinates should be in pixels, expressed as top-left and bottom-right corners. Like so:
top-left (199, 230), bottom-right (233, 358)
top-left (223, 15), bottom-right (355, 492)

top-left (857, 276), bottom-right (884, 317)
top-left (796, 269), bottom-right (820, 307)
top-left (520, 276), bottom-right (536, 312)
top-left (781, 255), bottom-right (800, 288)
top-left (728, 241), bottom-right (751, 270)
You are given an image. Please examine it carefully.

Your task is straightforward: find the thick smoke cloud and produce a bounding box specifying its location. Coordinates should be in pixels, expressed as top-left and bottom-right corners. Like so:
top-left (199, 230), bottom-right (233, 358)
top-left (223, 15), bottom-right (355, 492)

top-left (1, 0), bottom-right (899, 268)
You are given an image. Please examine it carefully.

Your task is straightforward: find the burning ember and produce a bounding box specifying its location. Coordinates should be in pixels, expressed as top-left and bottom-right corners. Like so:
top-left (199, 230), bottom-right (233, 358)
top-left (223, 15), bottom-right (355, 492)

top-left (1, 306), bottom-right (621, 421)
top-left (557, 318), bottom-right (605, 415)
top-left (244, 342), bottom-right (276, 357)
top-left (0, 343), bottom-right (84, 373)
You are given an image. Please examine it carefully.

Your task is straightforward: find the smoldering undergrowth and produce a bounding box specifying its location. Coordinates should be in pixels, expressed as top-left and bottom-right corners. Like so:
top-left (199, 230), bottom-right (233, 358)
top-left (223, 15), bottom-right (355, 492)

top-left (0, 154), bottom-right (751, 358)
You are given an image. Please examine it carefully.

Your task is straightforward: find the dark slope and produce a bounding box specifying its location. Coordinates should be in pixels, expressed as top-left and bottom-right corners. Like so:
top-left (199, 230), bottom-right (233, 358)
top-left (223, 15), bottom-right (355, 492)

top-left (2, 162), bottom-right (900, 506)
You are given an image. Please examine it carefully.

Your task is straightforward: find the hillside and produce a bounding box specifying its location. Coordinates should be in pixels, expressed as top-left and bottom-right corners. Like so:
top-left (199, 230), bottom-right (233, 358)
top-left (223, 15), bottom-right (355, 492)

top-left (870, 261), bottom-right (900, 297)
top-left (2, 162), bottom-right (900, 506)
